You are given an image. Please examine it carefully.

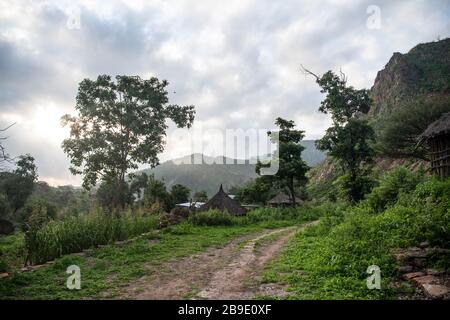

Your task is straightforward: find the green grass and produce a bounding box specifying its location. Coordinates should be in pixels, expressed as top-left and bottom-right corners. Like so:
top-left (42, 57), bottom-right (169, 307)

top-left (260, 226), bottom-right (394, 300)
top-left (0, 220), bottom-right (298, 300)
top-left (259, 176), bottom-right (450, 300)
top-left (0, 233), bottom-right (26, 272)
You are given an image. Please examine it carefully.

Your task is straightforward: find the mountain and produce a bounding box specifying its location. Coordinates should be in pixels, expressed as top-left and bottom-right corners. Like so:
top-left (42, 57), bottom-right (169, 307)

top-left (310, 38), bottom-right (450, 188)
top-left (138, 140), bottom-right (325, 196)
top-left (370, 38), bottom-right (450, 117)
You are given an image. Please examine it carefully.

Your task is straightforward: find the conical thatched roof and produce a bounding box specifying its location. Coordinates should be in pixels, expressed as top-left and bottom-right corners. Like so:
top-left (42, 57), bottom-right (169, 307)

top-left (268, 192), bottom-right (302, 205)
top-left (421, 112), bottom-right (450, 139)
top-left (199, 185), bottom-right (246, 216)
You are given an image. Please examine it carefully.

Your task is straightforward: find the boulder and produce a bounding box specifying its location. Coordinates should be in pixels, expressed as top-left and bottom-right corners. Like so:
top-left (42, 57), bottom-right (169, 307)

top-left (421, 284), bottom-right (449, 299)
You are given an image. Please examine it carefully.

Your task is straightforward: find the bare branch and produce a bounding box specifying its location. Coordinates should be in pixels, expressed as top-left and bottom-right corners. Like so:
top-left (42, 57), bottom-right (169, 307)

top-left (300, 64), bottom-right (320, 80)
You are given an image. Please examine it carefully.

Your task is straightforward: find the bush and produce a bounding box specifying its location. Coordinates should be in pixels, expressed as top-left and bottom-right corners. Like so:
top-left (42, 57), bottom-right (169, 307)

top-left (20, 198), bottom-right (58, 230)
top-left (188, 210), bottom-right (233, 226)
top-left (364, 166), bottom-right (424, 212)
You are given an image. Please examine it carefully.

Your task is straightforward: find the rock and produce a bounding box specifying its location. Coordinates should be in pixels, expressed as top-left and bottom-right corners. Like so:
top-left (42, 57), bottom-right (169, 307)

top-left (422, 284), bottom-right (449, 299)
top-left (0, 272), bottom-right (9, 279)
top-left (419, 242), bottom-right (430, 249)
top-left (426, 268), bottom-right (443, 276)
top-left (403, 272), bottom-right (425, 280)
top-left (413, 275), bottom-right (436, 285)
top-left (399, 265), bottom-right (413, 273)
top-left (411, 258), bottom-right (426, 268)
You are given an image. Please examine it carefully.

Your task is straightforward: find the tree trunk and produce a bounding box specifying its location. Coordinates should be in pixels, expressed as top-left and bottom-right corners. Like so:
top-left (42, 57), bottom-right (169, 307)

top-left (289, 177), bottom-right (296, 206)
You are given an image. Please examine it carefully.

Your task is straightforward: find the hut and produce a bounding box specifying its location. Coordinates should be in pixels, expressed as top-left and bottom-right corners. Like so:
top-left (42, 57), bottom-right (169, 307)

top-left (267, 192), bottom-right (302, 208)
top-left (419, 112), bottom-right (450, 178)
top-left (199, 185), bottom-right (246, 216)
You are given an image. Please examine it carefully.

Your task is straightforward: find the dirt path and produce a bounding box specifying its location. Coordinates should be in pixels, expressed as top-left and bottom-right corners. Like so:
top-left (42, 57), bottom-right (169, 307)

top-left (121, 222), bottom-right (315, 300)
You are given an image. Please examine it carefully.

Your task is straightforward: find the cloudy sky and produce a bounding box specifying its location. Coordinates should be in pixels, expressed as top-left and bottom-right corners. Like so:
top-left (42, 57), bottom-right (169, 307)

top-left (1, 0), bottom-right (449, 186)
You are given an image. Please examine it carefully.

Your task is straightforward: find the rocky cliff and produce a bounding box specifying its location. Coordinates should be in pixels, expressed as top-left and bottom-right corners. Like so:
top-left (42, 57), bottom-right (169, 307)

top-left (370, 38), bottom-right (450, 117)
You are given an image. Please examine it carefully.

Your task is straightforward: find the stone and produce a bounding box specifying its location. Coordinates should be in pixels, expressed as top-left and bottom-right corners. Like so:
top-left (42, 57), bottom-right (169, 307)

top-left (399, 265), bottom-right (413, 273)
top-left (413, 275), bottom-right (436, 285)
top-left (426, 268), bottom-right (443, 276)
top-left (422, 284), bottom-right (449, 299)
top-left (0, 272), bottom-right (9, 279)
top-left (411, 258), bottom-right (426, 268)
top-left (403, 272), bottom-right (425, 280)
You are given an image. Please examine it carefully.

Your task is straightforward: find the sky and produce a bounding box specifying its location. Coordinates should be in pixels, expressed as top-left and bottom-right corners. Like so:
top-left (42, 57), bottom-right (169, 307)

top-left (1, 0), bottom-right (450, 186)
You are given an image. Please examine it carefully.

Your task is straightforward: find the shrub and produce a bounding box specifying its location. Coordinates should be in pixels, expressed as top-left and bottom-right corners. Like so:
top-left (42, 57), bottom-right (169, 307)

top-left (188, 210), bottom-right (233, 226)
top-left (20, 198), bottom-right (57, 230)
top-left (364, 166), bottom-right (424, 212)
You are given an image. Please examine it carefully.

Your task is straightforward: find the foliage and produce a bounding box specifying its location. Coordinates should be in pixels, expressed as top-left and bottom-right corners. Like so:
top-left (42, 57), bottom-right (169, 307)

top-left (20, 198), bottom-right (57, 231)
top-left (23, 207), bottom-right (159, 264)
top-left (96, 179), bottom-right (133, 208)
top-left (193, 190), bottom-right (208, 202)
top-left (375, 95), bottom-right (450, 160)
top-left (258, 118), bottom-right (309, 205)
top-left (170, 184), bottom-right (190, 204)
top-left (144, 174), bottom-right (172, 212)
top-left (0, 233), bottom-right (25, 273)
top-left (309, 70), bottom-right (375, 202)
top-left (364, 166), bottom-right (425, 212)
top-left (234, 176), bottom-right (274, 205)
top-left (263, 175), bottom-right (450, 299)
top-left (61, 75), bottom-right (195, 205)
top-left (129, 173), bottom-right (148, 203)
top-left (0, 154), bottom-right (38, 218)
top-left (188, 210), bottom-right (234, 226)
top-left (31, 182), bottom-right (92, 217)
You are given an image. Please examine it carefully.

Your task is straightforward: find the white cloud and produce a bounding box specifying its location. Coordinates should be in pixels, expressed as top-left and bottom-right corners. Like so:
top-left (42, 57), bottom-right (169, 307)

top-left (1, 0), bottom-right (450, 186)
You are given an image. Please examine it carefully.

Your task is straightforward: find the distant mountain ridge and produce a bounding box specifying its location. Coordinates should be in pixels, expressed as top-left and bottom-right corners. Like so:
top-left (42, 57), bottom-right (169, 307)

top-left (138, 140), bottom-right (325, 196)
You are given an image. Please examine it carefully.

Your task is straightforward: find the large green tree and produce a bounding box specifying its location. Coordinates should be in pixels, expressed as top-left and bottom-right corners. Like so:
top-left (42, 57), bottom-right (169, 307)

top-left (170, 184), bottom-right (190, 204)
top-left (304, 68), bottom-right (375, 202)
top-left (0, 154), bottom-right (38, 214)
top-left (193, 190), bottom-right (208, 202)
top-left (258, 118), bottom-right (309, 205)
top-left (144, 174), bottom-right (172, 212)
top-left (61, 75), bottom-right (195, 206)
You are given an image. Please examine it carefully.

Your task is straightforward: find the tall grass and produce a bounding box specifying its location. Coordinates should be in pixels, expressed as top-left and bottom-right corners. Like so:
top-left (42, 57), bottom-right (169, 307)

top-left (26, 207), bottom-right (158, 264)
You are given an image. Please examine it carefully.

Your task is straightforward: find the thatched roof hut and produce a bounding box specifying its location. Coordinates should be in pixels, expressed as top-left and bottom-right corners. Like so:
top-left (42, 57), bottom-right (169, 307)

top-left (267, 192), bottom-right (302, 207)
top-left (199, 185), bottom-right (246, 216)
top-left (420, 112), bottom-right (450, 178)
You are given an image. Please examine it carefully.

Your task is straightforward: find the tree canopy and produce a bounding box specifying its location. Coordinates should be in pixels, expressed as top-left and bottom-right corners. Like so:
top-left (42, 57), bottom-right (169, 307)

top-left (304, 68), bottom-right (375, 202)
top-left (258, 117), bottom-right (309, 205)
top-left (61, 75), bottom-right (195, 206)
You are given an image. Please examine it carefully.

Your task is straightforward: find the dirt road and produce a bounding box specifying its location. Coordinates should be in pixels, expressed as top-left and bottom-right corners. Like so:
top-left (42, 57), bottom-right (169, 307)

top-left (121, 222), bottom-right (315, 300)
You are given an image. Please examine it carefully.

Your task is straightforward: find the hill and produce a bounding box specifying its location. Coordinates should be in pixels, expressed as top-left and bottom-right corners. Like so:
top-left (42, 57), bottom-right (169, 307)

top-left (138, 140), bottom-right (325, 196)
top-left (309, 38), bottom-right (450, 191)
